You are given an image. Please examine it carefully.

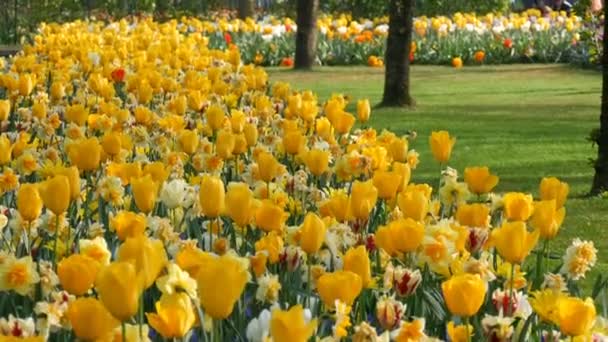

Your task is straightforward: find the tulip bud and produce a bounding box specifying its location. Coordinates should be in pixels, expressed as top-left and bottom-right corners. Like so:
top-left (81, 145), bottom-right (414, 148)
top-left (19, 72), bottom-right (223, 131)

top-left (392, 266), bottom-right (422, 297)
top-left (429, 130), bottom-right (456, 163)
top-left (67, 298), bottom-right (119, 340)
top-left (58, 254), bottom-right (100, 296)
top-left (376, 296), bottom-right (404, 330)
top-left (298, 212), bottom-right (326, 255)
top-left (466, 227), bottom-right (489, 254)
top-left (39, 175), bottom-right (71, 215)
top-left (357, 99), bottom-right (371, 123)
top-left (178, 129), bottom-right (199, 155)
top-left (199, 174), bottom-right (225, 218)
top-left (17, 183), bottom-right (43, 222)
top-left (0, 100), bottom-right (11, 122)
top-left (130, 175), bottom-right (159, 214)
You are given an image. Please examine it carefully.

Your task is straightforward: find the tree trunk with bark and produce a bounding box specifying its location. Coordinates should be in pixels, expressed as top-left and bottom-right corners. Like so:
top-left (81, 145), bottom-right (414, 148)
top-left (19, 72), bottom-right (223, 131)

top-left (294, 0), bottom-right (318, 70)
top-left (381, 0), bottom-right (415, 107)
top-left (238, 0), bottom-right (254, 19)
top-left (591, 2), bottom-right (608, 195)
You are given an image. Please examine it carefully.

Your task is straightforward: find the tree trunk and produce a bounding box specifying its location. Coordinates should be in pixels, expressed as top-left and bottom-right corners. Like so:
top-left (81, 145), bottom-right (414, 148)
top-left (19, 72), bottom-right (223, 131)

top-left (381, 0), bottom-right (415, 107)
top-left (591, 2), bottom-right (608, 195)
top-left (238, 0), bottom-right (254, 19)
top-left (294, 0), bottom-right (318, 70)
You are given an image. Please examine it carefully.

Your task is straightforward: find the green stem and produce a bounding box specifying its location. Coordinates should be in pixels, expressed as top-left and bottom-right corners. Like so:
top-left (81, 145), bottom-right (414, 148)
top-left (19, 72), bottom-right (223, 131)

top-left (464, 317), bottom-right (471, 342)
top-left (121, 321), bottom-right (126, 342)
top-left (139, 294), bottom-right (144, 338)
top-left (508, 262), bottom-right (515, 317)
top-left (306, 256), bottom-right (312, 309)
top-left (53, 214), bottom-right (60, 270)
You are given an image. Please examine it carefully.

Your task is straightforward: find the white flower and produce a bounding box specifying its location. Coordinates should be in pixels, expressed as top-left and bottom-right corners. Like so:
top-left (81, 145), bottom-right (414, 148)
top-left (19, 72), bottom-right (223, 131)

top-left (160, 178), bottom-right (192, 209)
top-left (0, 315), bottom-right (36, 337)
top-left (560, 238), bottom-right (597, 280)
top-left (246, 309), bottom-right (271, 342)
top-left (156, 263), bottom-right (198, 300)
top-left (255, 274), bottom-right (281, 304)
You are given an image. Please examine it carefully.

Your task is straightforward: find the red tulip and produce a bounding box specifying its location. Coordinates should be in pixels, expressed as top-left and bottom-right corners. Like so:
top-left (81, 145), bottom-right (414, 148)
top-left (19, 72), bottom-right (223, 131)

top-left (111, 68), bottom-right (125, 83)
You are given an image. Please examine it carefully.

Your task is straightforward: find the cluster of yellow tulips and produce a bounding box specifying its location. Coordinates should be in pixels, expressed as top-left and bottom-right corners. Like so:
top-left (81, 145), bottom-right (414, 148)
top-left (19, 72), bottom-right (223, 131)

top-left (0, 17), bottom-right (602, 342)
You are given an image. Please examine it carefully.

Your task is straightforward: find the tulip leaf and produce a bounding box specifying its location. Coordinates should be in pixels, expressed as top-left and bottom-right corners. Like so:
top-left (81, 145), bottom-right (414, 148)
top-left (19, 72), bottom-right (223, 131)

top-left (518, 313), bottom-right (536, 342)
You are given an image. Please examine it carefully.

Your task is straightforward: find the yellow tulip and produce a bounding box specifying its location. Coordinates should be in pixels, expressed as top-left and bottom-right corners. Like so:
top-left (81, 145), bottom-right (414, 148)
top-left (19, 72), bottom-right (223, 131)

top-left (343, 246), bottom-right (371, 288)
top-left (491, 221), bottom-right (539, 264)
top-left (110, 210), bottom-right (147, 241)
top-left (303, 149), bottom-right (330, 177)
top-left (178, 129), bottom-right (199, 155)
top-left (270, 305), bottom-right (317, 342)
top-left (299, 212), bottom-right (326, 255)
top-left (557, 297), bottom-right (596, 337)
top-left (199, 175), bottom-right (225, 218)
top-left (225, 182), bottom-right (254, 227)
top-left (317, 271), bottom-right (362, 307)
top-left (0, 100), bottom-right (10, 121)
top-left (357, 99), bottom-right (371, 123)
top-left (17, 183), bottom-right (43, 222)
top-left (32, 101), bottom-right (47, 119)
top-left (540, 177), bottom-right (569, 208)
top-left (232, 133), bottom-right (248, 155)
top-left (18, 74), bottom-right (34, 97)
top-left (441, 273), bottom-right (486, 317)
top-left (65, 103), bottom-right (89, 126)
top-left (58, 254), bottom-right (100, 296)
top-left (39, 175), bottom-right (70, 215)
top-left (229, 110), bottom-right (246, 134)
top-left (372, 170), bottom-right (402, 200)
top-left (146, 293), bottom-right (196, 338)
top-left (282, 130), bottom-right (306, 155)
top-left (216, 129), bottom-right (236, 159)
top-left (131, 175), bottom-right (159, 214)
top-left (332, 111), bottom-right (356, 135)
top-left (397, 188), bottom-right (429, 222)
top-left (447, 321), bottom-right (473, 342)
top-left (243, 123), bottom-right (258, 147)
top-left (392, 162), bottom-right (411, 192)
top-left (0, 134), bottom-right (12, 165)
top-left (455, 203), bottom-right (490, 228)
top-left (196, 254), bottom-right (249, 319)
top-left (531, 200), bottom-right (565, 240)
top-left (503, 192), bottom-right (534, 221)
top-left (143, 162), bottom-right (170, 184)
top-left (175, 246), bottom-right (215, 278)
top-left (319, 190), bottom-right (350, 222)
top-left (96, 261), bottom-right (145, 321)
top-left (206, 104), bottom-right (226, 131)
top-left (137, 81), bottom-right (153, 104)
top-left (388, 137), bottom-right (409, 163)
top-left (102, 132), bottom-right (122, 157)
top-left (117, 235), bottom-right (168, 288)
top-left (464, 167), bottom-right (499, 195)
top-left (67, 298), bottom-right (119, 340)
top-left (50, 81), bottom-right (65, 101)
top-left (375, 218), bottom-right (425, 256)
top-left (69, 138), bottom-right (102, 171)
top-left (107, 162), bottom-right (143, 186)
top-left (255, 200), bottom-right (288, 233)
top-left (56, 166), bottom-right (81, 202)
top-left (255, 231), bottom-right (284, 264)
top-left (257, 151), bottom-right (281, 182)
top-left (348, 180), bottom-right (378, 221)
top-left (429, 130), bottom-right (456, 163)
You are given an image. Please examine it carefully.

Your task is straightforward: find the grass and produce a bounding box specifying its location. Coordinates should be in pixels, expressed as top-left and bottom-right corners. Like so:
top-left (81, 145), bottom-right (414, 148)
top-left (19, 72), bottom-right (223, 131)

top-left (268, 64), bottom-right (608, 291)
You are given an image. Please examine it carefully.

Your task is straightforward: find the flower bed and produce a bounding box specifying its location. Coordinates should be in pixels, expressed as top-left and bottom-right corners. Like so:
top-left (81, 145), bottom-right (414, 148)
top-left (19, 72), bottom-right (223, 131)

top-left (197, 10), bottom-right (583, 66)
top-left (0, 17), bottom-right (603, 342)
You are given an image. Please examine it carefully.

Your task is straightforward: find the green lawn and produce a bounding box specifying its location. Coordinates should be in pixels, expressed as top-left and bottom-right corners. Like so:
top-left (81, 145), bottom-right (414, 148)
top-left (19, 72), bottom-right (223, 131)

top-left (268, 64), bottom-right (608, 291)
